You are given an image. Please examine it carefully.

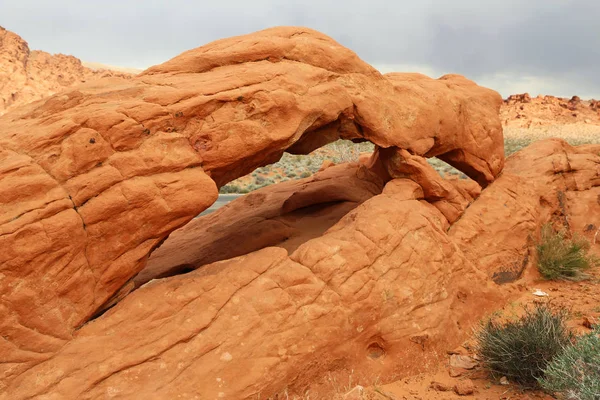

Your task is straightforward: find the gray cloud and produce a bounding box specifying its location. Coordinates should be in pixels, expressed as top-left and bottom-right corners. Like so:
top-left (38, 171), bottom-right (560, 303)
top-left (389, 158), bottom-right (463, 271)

top-left (1, 0), bottom-right (599, 97)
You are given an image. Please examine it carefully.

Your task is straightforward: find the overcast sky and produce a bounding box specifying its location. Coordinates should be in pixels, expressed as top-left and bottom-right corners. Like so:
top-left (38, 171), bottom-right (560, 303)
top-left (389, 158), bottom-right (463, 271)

top-left (1, 0), bottom-right (599, 98)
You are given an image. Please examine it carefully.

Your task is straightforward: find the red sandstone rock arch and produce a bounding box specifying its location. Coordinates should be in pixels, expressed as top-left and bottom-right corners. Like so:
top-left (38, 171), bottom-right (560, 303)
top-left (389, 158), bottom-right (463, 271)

top-left (2, 26), bottom-right (563, 399)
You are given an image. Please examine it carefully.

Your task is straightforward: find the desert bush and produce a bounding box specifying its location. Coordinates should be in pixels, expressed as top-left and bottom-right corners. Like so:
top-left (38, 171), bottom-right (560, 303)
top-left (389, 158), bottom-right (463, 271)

top-left (537, 224), bottom-right (598, 281)
top-left (539, 327), bottom-right (600, 400)
top-left (329, 140), bottom-right (360, 163)
top-left (219, 184), bottom-right (242, 194)
top-left (504, 138), bottom-right (533, 155)
top-left (475, 303), bottom-right (572, 388)
top-left (300, 171), bottom-right (311, 178)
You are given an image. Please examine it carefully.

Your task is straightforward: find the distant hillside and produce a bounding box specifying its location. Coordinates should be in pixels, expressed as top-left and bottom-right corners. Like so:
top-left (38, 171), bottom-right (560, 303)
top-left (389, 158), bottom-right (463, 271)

top-left (82, 61), bottom-right (142, 75)
top-left (501, 93), bottom-right (600, 127)
top-left (0, 26), bottom-right (135, 115)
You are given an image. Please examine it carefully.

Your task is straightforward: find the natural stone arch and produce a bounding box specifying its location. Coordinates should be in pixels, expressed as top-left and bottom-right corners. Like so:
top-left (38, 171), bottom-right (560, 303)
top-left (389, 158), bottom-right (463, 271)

top-left (0, 26), bottom-right (504, 393)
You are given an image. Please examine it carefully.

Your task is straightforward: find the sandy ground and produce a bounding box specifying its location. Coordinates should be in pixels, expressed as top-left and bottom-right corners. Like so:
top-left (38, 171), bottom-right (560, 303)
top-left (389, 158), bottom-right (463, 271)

top-left (504, 124), bottom-right (600, 144)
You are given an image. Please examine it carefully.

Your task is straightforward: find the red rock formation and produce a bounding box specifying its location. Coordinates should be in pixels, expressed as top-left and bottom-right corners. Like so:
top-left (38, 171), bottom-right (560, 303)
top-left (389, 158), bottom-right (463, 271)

top-left (0, 26), bottom-right (134, 115)
top-left (3, 193), bottom-right (503, 400)
top-left (136, 162), bottom-right (385, 286)
top-left (7, 26), bottom-right (582, 399)
top-left (450, 139), bottom-right (600, 283)
top-left (501, 92), bottom-right (600, 127)
top-left (3, 138), bottom-right (597, 399)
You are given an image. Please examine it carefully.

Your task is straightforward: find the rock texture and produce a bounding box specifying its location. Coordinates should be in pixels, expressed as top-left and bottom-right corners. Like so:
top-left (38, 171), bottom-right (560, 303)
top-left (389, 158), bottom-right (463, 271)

top-left (136, 162), bottom-right (385, 286)
top-left (0, 26), bottom-right (558, 399)
top-left (0, 26), bottom-right (134, 115)
top-left (5, 138), bottom-right (596, 398)
top-left (3, 194), bottom-right (503, 400)
top-left (449, 139), bottom-right (600, 283)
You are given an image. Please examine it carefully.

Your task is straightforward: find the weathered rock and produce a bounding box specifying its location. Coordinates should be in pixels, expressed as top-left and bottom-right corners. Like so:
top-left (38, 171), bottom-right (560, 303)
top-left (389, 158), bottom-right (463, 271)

top-left (384, 73), bottom-right (504, 185)
top-left (0, 26), bottom-right (514, 399)
top-left (136, 162), bottom-right (385, 286)
top-left (449, 139), bottom-right (600, 282)
top-left (449, 355), bottom-right (478, 370)
top-left (378, 147), bottom-right (481, 224)
top-left (1, 194), bottom-right (503, 399)
top-left (0, 25), bottom-right (504, 378)
top-left (454, 379), bottom-right (475, 396)
top-left (0, 26), bottom-right (133, 115)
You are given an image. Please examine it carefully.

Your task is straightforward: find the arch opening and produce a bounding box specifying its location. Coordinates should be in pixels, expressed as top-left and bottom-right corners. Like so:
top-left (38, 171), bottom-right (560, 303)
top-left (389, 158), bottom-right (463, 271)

top-left (133, 139), bottom-right (386, 288)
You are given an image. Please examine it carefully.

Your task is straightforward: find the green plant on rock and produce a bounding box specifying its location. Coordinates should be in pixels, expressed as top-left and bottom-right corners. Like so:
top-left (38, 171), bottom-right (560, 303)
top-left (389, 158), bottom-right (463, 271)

top-left (539, 327), bottom-right (600, 400)
top-left (536, 224), bottom-right (598, 281)
top-left (475, 303), bottom-right (573, 388)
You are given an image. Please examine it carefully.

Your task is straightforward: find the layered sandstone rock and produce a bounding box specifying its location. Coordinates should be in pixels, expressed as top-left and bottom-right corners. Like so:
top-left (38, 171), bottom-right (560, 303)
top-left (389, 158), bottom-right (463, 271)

top-left (0, 26), bottom-right (513, 398)
top-left (0, 26), bottom-right (134, 115)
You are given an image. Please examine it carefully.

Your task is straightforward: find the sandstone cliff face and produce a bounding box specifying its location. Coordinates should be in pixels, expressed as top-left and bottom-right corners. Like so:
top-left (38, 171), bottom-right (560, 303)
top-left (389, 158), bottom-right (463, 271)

top-left (0, 26), bottom-right (134, 115)
top-left (1, 26), bottom-right (598, 399)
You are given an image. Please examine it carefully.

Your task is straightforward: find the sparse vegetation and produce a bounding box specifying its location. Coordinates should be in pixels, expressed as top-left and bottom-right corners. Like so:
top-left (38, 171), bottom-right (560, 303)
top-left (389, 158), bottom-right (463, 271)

top-left (536, 224), bottom-right (598, 281)
top-left (475, 303), bottom-right (573, 388)
top-left (539, 327), bottom-right (600, 400)
top-left (218, 134), bottom-right (600, 194)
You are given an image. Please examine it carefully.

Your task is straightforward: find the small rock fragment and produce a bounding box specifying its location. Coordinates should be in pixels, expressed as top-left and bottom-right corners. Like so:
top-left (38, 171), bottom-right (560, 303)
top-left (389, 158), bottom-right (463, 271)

top-left (449, 367), bottom-right (465, 377)
top-left (532, 289), bottom-right (549, 297)
top-left (450, 355), bottom-right (478, 370)
top-left (454, 379), bottom-right (475, 396)
top-left (430, 381), bottom-right (451, 392)
top-left (499, 376), bottom-right (509, 385)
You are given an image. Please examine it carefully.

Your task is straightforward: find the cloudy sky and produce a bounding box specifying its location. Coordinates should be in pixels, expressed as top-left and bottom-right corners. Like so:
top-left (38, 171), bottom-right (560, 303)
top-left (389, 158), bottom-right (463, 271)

top-left (1, 0), bottom-right (599, 98)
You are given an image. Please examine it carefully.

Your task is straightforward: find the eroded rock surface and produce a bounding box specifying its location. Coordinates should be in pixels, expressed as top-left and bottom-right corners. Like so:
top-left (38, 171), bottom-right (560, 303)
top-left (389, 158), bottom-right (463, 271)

top-left (449, 139), bottom-right (600, 283)
top-left (0, 26), bottom-right (509, 398)
top-left (137, 162), bottom-right (385, 286)
top-left (0, 26), bottom-right (134, 115)
top-left (3, 194), bottom-right (503, 400)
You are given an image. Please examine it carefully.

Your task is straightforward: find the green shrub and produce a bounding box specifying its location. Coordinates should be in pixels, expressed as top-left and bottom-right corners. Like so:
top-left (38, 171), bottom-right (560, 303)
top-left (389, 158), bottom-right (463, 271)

top-left (475, 303), bottom-right (572, 388)
top-left (537, 224), bottom-right (598, 281)
top-left (219, 184), bottom-right (242, 194)
top-left (539, 327), bottom-right (600, 400)
top-left (300, 171), bottom-right (311, 178)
